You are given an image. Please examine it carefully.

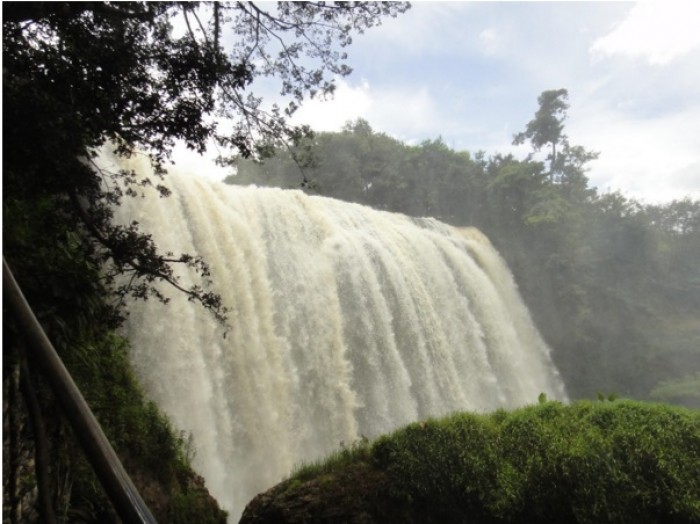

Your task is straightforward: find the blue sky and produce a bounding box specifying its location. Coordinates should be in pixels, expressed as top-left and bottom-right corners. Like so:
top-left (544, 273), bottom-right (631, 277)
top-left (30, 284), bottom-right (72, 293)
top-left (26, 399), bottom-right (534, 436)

top-left (178, 1), bottom-right (700, 204)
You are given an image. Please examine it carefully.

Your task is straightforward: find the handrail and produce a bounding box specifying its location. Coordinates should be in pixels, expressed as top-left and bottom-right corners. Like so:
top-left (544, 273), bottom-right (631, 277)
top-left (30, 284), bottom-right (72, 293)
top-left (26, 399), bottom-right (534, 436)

top-left (3, 257), bottom-right (157, 524)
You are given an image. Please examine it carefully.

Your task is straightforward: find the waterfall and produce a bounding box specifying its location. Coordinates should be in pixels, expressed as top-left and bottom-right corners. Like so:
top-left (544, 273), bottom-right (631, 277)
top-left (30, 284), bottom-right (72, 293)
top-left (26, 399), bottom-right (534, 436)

top-left (110, 157), bottom-right (567, 521)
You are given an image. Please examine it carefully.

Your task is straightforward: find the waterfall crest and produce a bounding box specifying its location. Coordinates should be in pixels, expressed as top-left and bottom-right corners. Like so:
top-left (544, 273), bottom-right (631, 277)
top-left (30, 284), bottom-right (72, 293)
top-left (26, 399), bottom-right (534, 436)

top-left (111, 159), bottom-right (567, 521)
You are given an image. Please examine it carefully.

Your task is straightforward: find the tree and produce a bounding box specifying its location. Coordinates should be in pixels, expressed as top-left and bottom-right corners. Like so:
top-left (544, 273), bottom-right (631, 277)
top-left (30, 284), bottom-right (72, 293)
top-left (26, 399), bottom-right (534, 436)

top-left (3, 1), bottom-right (410, 324)
top-left (513, 88), bottom-right (570, 179)
top-left (646, 198), bottom-right (700, 235)
top-left (512, 89), bottom-right (598, 197)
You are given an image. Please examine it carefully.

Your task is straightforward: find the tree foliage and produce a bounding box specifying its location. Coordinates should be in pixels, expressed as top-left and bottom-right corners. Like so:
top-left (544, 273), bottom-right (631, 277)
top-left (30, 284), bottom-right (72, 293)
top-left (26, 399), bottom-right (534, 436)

top-left (513, 88), bottom-right (570, 173)
top-left (372, 401), bottom-right (700, 523)
top-left (3, 1), bottom-right (410, 324)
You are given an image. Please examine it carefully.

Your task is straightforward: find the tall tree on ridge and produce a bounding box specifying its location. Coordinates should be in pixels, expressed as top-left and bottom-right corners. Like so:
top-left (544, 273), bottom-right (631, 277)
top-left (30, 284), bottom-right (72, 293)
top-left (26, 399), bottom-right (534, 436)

top-left (513, 88), bottom-right (570, 180)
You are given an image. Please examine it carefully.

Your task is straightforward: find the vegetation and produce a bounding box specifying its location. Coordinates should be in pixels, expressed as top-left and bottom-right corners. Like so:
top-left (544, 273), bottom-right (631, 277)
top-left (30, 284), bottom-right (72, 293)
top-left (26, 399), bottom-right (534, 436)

top-left (3, 198), bottom-right (227, 522)
top-left (3, 2), bottom-right (408, 521)
top-left (228, 92), bottom-right (700, 406)
top-left (4, 1), bottom-right (408, 324)
top-left (241, 400), bottom-right (700, 523)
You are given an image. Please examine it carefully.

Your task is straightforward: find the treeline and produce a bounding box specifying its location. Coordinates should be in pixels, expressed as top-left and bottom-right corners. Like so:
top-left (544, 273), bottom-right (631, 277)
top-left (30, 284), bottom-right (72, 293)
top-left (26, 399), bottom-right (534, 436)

top-left (226, 92), bottom-right (700, 406)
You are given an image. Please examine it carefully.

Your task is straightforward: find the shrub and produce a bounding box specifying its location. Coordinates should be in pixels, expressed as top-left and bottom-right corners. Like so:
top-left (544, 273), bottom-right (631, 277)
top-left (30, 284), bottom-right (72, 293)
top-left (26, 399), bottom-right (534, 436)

top-left (369, 400), bottom-right (700, 523)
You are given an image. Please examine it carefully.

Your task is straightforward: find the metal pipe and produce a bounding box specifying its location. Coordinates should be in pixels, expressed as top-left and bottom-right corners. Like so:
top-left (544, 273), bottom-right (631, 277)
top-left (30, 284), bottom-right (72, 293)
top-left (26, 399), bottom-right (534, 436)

top-left (3, 257), bottom-right (157, 524)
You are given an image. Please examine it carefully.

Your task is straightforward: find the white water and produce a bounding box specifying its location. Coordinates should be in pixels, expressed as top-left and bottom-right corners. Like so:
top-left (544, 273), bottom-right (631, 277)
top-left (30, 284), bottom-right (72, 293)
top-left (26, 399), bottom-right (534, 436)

top-left (111, 159), bottom-right (567, 521)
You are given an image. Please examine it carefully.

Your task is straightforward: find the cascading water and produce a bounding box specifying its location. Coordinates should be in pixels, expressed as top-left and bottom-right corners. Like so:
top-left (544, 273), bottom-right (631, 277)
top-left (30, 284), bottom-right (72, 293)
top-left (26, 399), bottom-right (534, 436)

top-left (110, 156), bottom-right (567, 521)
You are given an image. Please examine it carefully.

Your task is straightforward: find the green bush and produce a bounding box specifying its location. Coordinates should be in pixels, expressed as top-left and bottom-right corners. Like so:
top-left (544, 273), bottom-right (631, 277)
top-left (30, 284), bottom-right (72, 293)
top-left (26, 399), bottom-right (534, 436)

top-left (367, 400), bottom-right (700, 523)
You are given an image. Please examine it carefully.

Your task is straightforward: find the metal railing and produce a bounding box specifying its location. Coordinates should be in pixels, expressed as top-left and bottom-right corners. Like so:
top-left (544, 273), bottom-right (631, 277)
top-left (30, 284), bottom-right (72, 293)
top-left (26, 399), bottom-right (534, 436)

top-left (3, 257), bottom-right (157, 524)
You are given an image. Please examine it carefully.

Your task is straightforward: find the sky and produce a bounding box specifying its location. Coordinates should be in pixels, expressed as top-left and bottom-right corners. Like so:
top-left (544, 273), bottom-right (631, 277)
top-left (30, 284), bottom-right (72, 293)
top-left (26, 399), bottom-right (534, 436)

top-left (178, 1), bottom-right (700, 204)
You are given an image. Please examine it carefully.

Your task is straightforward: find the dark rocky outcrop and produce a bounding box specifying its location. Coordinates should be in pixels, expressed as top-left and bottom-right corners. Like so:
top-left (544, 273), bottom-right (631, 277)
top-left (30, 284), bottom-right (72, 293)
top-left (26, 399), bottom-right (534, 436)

top-left (240, 463), bottom-right (405, 524)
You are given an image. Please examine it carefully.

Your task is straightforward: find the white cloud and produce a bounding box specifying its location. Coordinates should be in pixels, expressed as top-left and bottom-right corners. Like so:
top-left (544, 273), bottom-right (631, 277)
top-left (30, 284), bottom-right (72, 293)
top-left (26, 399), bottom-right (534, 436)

top-left (291, 78), bottom-right (443, 142)
top-left (590, 2), bottom-right (700, 65)
top-left (370, 87), bottom-right (441, 140)
top-left (291, 79), bottom-right (372, 131)
top-left (570, 101), bottom-right (700, 202)
top-left (478, 28), bottom-right (501, 56)
top-left (355, 3), bottom-right (476, 55)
